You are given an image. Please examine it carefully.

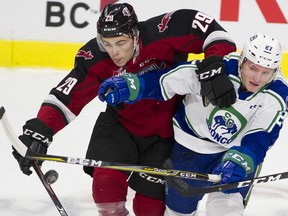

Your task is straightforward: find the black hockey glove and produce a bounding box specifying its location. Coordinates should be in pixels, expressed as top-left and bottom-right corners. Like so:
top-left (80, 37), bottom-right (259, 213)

top-left (12, 118), bottom-right (53, 176)
top-left (196, 55), bottom-right (236, 108)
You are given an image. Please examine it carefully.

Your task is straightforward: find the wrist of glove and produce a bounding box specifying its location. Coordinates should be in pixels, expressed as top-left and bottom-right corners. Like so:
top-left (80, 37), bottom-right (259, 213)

top-left (213, 146), bottom-right (256, 193)
top-left (196, 55), bottom-right (236, 108)
top-left (12, 118), bottom-right (53, 176)
top-left (98, 73), bottom-right (143, 106)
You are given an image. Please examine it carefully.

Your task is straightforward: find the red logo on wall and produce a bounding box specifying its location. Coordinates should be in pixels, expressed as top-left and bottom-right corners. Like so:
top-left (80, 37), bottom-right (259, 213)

top-left (100, 0), bottom-right (118, 10)
top-left (220, 0), bottom-right (287, 23)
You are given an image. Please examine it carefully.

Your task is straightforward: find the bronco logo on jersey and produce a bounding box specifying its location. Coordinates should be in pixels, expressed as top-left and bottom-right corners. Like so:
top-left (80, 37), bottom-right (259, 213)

top-left (206, 107), bottom-right (247, 144)
top-left (157, 11), bottom-right (175, 33)
top-left (76, 50), bottom-right (94, 60)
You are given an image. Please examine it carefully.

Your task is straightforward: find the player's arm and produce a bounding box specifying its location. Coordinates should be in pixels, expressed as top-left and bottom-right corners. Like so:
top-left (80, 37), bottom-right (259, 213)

top-left (13, 66), bottom-right (93, 175)
top-left (98, 62), bottom-right (201, 105)
top-left (158, 10), bottom-right (237, 107)
top-left (241, 102), bottom-right (288, 165)
top-left (158, 9), bottom-right (236, 56)
top-left (213, 99), bottom-right (288, 192)
top-left (98, 69), bottom-right (166, 105)
top-left (99, 55), bottom-right (237, 109)
top-left (13, 42), bottom-right (102, 175)
top-left (38, 42), bottom-right (102, 134)
top-left (189, 9), bottom-right (236, 56)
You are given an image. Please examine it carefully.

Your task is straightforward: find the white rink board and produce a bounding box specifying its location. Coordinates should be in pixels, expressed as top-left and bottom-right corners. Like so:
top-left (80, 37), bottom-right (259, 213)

top-left (0, 0), bottom-right (288, 50)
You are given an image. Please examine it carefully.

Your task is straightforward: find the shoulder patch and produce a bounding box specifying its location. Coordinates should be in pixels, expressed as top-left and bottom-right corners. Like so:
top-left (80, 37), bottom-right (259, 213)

top-left (157, 11), bottom-right (175, 33)
top-left (76, 50), bottom-right (94, 60)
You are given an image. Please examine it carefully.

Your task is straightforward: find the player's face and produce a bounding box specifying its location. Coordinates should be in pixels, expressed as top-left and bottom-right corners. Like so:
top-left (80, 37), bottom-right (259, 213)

top-left (241, 60), bottom-right (275, 92)
top-left (101, 36), bottom-right (134, 67)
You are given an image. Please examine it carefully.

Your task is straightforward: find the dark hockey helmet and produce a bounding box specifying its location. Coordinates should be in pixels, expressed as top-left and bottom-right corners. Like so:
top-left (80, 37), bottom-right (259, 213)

top-left (97, 3), bottom-right (138, 37)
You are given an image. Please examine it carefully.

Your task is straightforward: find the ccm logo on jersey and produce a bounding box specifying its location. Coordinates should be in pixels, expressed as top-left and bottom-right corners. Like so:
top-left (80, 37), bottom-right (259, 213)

top-left (23, 129), bottom-right (52, 146)
top-left (198, 67), bottom-right (222, 80)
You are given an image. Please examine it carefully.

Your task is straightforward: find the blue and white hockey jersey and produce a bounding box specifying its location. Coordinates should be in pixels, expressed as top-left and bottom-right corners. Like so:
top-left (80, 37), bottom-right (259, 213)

top-left (141, 52), bottom-right (288, 166)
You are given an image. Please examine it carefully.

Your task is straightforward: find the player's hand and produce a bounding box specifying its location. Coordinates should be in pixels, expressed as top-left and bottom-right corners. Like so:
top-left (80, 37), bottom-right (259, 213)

top-left (196, 55), bottom-right (236, 108)
top-left (98, 73), bottom-right (143, 106)
top-left (212, 146), bottom-right (256, 193)
top-left (12, 118), bottom-right (53, 176)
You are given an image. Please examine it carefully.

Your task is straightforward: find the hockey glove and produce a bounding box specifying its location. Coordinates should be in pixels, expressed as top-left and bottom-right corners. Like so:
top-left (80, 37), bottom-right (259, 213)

top-left (12, 118), bottom-right (53, 176)
top-left (196, 55), bottom-right (236, 108)
top-left (213, 146), bottom-right (256, 194)
top-left (98, 73), bottom-right (143, 106)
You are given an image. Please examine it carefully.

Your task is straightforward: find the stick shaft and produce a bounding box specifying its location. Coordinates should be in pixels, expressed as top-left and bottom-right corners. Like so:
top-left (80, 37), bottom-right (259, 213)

top-left (33, 162), bottom-right (69, 216)
top-left (0, 106), bottom-right (220, 183)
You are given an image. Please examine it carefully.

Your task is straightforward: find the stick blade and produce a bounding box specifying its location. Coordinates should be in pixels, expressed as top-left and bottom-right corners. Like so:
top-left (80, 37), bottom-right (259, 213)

top-left (0, 106), bottom-right (5, 119)
top-left (0, 107), bottom-right (28, 157)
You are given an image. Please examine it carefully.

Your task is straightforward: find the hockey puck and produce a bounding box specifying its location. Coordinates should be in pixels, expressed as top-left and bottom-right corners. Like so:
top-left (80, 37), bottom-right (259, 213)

top-left (43, 169), bottom-right (59, 185)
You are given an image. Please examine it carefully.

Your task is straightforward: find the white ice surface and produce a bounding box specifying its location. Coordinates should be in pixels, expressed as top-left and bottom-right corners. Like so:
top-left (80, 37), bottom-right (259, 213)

top-left (0, 68), bottom-right (288, 216)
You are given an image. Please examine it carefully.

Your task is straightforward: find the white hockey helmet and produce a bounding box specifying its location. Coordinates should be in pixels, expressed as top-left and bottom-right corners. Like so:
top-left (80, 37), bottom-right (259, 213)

top-left (240, 32), bottom-right (282, 69)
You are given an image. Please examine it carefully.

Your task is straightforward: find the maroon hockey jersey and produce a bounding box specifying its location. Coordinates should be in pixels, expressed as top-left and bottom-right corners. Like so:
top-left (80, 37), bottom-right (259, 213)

top-left (37, 9), bottom-right (236, 138)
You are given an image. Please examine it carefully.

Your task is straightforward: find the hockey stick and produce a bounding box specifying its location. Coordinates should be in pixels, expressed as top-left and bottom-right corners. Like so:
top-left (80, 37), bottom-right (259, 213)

top-left (27, 154), bottom-right (288, 197)
top-left (1, 106), bottom-right (288, 195)
top-left (0, 106), bottom-right (69, 216)
top-left (180, 171), bottom-right (288, 196)
top-left (0, 106), bottom-right (220, 183)
top-left (32, 162), bottom-right (69, 216)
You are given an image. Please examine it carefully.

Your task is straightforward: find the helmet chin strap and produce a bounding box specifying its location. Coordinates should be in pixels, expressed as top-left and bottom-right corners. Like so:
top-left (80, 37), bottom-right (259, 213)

top-left (269, 68), bottom-right (278, 82)
top-left (132, 29), bottom-right (140, 63)
top-left (238, 56), bottom-right (246, 84)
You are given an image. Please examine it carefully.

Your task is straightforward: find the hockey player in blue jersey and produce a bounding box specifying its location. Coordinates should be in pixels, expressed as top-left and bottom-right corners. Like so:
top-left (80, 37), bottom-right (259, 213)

top-left (98, 32), bottom-right (288, 215)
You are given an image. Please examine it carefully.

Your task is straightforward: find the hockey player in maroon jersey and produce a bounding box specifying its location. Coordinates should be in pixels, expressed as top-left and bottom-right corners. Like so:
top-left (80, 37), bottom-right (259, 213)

top-left (12, 3), bottom-right (236, 215)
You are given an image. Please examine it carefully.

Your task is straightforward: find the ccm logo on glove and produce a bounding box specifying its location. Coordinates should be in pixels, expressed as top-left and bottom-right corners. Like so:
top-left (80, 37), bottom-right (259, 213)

top-left (222, 152), bottom-right (253, 173)
top-left (197, 67), bottom-right (222, 80)
top-left (125, 73), bottom-right (138, 90)
top-left (23, 128), bottom-right (52, 146)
